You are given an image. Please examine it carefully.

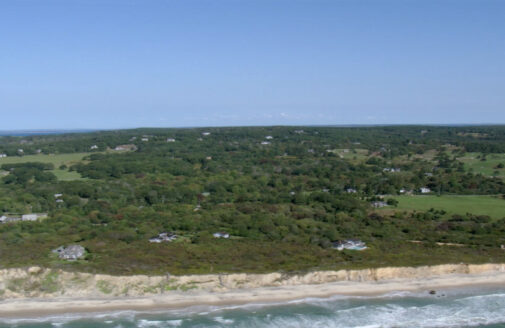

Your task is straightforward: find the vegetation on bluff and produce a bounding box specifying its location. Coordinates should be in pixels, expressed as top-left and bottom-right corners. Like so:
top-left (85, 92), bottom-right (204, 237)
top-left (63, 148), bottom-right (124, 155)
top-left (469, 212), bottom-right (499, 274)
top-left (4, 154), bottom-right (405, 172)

top-left (0, 126), bottom-right (505, 275)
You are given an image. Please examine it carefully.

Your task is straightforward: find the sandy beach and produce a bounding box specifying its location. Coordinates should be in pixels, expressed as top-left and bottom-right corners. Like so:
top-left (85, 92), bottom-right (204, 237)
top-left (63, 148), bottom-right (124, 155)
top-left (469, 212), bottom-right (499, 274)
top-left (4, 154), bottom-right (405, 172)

top-left (1, 263), bottom-right (505, 318)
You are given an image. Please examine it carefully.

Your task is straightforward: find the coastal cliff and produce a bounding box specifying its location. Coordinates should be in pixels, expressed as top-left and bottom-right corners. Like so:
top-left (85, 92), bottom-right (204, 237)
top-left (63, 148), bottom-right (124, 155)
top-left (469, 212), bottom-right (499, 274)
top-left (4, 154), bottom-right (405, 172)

top-left (1, 263), bottom-right (504, 299)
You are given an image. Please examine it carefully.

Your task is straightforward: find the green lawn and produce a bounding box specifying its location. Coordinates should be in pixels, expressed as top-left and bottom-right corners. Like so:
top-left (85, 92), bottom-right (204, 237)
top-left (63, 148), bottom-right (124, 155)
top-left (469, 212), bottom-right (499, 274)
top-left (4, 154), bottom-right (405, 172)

top-left (0, 153), bottom-right (89, 181)
top-left (385, 195), bottom-right (505, 220)
top-left (329, 148), bottom-right (369, 162)
top-left (457, 152), bottom-right (505, 178)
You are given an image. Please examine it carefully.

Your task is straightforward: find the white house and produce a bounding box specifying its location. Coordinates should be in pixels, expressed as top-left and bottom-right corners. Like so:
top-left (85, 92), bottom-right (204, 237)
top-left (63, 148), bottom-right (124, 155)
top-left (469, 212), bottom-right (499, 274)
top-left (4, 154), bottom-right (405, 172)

top-left (213, 232), bottom-right (230, 239)
top-left (0, 215), bottom-right (6, 223)
top-left (202, 132), bottom-right (211, 136)
top-left (141, 137), bottom-right (149, 142)
top-left (22, 214), bottom-right (38, 221)
top-left (261, 141), bottom-right (271, 145)
top-left (371, 201), bottom-right (388, 208)
top-left (90, 145), bottom-right (98, 150)
top-left (332, 239), bottom-right (367, 251)
top-left (0, 154), bottom-right (7, 158)
top-left (346, 188), bottom-right (357, 193)
top-left (149, 232), bottom-right (177, 243)
top-left (420, 187), bottom-right (431, 193)
top-left (265, 136), bottom-right (273, 140)
top-left (54, 193), bottom-right (63, 198)
top-left (114, 144), bottom-right (137, 151)
top-left (167, 138), bottom-right (176, 142)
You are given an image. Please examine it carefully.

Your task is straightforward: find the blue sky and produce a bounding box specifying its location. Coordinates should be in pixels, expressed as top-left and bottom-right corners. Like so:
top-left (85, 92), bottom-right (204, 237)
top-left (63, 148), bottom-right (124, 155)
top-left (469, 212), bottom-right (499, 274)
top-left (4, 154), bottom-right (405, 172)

top-left (1, 0), bottom-right (504, 129)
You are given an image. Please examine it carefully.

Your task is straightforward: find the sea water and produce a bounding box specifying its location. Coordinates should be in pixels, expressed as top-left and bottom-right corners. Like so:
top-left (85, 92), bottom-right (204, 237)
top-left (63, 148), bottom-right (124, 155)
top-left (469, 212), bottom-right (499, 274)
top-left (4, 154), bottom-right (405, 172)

top-left (2, 286), bottom-right (505, 328)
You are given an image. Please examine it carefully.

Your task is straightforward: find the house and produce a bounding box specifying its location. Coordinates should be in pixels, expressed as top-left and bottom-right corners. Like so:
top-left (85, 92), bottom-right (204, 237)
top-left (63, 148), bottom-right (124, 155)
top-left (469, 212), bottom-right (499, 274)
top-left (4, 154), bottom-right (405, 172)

top-left (21, 213), bottom-right (47, 221)
top-left (54, 193), bottom-right (63, 198)
top-left (332, 239), bottom-right (367, 251)
top-left (425, 172), bottom-right (433, 177)
top-left (167, 138), bottom-right (176, 142)
top-left (1, 216), bottom-right (22, 223)
top-left (114, 144), bottom-right (137, 151)
top-left (261, 141), bottom-right (271, 145)
top-left (52, 245), bottom-right (86, 260)
top-left (17, 149), bottom-right (24, 153)
top-left (141, 137), bottom-right (149, 142)
top-left (0, 213), bottom-right (47, 223)
top-left (420, 187), bottom-right (431, 193)
top-left (371, 201), bottom-right (388, 208)
top-left (265, 136), bottom-right (274, 140)
top-left (22, 214), bottom-right (38, 221)
top-left (149, 232), bottom-right (177, 243)
top-left (206, 156), bottom-right (212, 160)
top-left (202, 132), bottom-right (211, 136)
top-left (383, 168), bottom-right (401, 173)
top-left (90, 145), bottom-right (98, 150)
top-left (56, 199), bottom-right (64, 203)
top-left (346, 188), bottom-right (357, 193)
top-left (294, 130), bottom-right (304, 134)
top-left (213, 232), bottom-right (230, 239)
top-left (0, 154), bottom-right (7, 158)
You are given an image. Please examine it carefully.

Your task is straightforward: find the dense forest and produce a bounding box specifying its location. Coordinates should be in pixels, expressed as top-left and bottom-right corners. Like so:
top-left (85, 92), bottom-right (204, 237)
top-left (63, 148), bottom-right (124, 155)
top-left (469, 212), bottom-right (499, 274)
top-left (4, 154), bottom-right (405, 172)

top-left (0, 126), bottom-right (505, 275)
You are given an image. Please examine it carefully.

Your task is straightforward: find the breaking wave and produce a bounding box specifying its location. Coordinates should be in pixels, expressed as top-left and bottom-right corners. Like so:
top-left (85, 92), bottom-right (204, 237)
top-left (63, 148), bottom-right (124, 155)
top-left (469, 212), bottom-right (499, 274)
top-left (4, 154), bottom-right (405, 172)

top-left (1, 287), bottom-right (505, 328)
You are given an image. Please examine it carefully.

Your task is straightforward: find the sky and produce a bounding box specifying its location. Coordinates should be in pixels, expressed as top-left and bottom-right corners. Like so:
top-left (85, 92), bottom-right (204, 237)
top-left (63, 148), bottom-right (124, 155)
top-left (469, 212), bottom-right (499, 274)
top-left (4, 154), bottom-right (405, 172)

top-left (1, 0), bottom-right (504, 129)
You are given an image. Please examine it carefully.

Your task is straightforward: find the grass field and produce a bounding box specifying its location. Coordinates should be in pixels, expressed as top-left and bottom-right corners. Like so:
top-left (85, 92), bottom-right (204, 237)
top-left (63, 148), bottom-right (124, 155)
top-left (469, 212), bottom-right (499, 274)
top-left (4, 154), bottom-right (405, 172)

top-left (384, 195), bottom-right (505, 220)
top-left (0, 153), bottom-right (89, 181)
top-left (329, 148), bottom-right (369, 162)
top-left (457, 152), bottom-right (505, 178)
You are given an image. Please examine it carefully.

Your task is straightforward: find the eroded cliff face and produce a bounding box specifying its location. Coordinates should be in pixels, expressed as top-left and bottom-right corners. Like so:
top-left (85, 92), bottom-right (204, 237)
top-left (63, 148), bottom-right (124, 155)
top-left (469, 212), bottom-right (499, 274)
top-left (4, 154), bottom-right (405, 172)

top-left (0, 263), bottom-right (504, 299)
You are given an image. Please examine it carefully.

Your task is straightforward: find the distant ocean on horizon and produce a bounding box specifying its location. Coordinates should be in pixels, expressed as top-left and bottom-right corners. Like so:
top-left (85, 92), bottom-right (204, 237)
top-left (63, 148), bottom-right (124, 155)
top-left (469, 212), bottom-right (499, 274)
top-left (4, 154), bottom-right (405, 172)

top-left (2, 286), bottom-right (505, 328)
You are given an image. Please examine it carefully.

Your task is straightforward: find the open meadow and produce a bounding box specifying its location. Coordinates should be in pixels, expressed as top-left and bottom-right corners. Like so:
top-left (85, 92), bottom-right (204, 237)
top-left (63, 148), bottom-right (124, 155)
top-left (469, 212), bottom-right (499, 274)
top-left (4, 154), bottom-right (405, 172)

top-left (0, 153), bottom-right (89, 180)
top-left (385, 195), bottom-right (505, 220)
top-left (457, 152), bottom-right (505, 178)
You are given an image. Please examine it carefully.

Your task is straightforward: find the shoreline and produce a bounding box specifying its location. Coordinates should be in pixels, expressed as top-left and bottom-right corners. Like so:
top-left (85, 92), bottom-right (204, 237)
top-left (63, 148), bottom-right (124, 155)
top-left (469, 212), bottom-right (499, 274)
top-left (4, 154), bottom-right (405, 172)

top-left (1, 263), bottom-right (505, 318)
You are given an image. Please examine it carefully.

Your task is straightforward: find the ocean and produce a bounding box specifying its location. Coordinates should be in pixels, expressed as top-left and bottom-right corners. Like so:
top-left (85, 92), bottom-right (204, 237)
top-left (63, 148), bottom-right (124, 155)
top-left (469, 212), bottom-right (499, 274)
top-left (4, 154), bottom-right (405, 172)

top-left (2, 286), bottom-right (505, 328)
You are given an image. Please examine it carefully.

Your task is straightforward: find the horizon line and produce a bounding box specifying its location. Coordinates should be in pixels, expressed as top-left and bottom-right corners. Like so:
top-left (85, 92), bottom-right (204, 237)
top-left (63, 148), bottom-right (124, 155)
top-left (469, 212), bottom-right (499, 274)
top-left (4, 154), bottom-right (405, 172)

top-left (2, 122), bottom-right (505, 133)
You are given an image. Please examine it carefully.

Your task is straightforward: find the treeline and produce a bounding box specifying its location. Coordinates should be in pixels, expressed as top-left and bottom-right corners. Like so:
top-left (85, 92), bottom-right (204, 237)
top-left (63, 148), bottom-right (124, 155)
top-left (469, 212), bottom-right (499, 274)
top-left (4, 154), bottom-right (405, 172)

top-left (2, 126), bottom-right (505, 156)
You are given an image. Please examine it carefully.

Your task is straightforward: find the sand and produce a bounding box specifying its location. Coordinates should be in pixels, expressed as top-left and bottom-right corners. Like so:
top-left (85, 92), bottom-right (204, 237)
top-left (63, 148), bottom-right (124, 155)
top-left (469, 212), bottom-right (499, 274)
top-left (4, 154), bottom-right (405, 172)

top-left (1, 263), bottom-right (505, 318)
